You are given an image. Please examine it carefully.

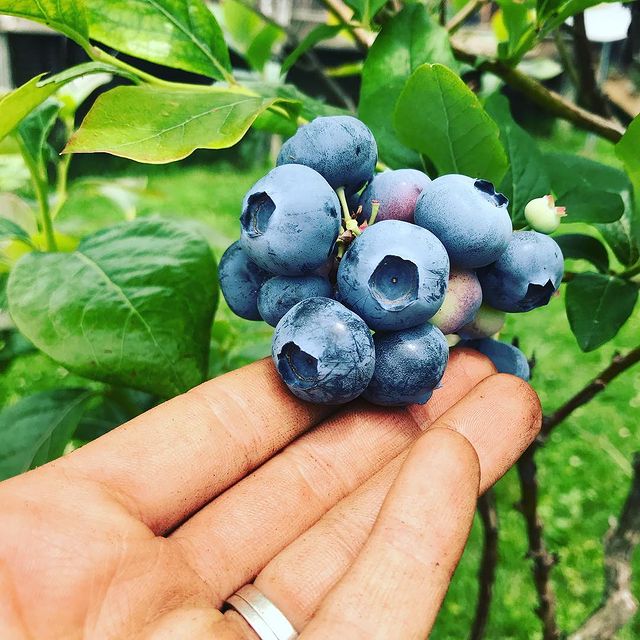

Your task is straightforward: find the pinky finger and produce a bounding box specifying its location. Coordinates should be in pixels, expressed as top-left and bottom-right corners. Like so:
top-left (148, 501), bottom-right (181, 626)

top-left (299, 428), bottom-right (480, 640)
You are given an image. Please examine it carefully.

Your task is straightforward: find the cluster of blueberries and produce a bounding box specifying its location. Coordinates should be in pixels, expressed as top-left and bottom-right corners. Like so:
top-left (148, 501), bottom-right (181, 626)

top-left (219, 116), bottom-right (564, 405)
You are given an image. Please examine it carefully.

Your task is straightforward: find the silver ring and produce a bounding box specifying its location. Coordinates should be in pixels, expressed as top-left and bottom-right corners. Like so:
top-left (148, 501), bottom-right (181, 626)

top-left (224, 584), bottom-right (298, 640)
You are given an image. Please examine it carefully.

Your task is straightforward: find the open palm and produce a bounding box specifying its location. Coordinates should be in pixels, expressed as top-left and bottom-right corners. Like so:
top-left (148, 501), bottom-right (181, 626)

top-left (0, 349), bottom-right (540, 639)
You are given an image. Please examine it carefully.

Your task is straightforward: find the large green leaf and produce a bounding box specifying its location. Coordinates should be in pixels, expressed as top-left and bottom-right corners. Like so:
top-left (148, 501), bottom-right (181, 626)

top-left (0, 389), bottom-right (94, 481)
top-left (0, 0), bottom-right (88, 43)
top-left (566, 273), bottom-right (638, 351)
top-left (87, 0), bottom-right (231, 81)
top-left (65, 86), bottom-right (292, 163)
top-left (545, 153), bottom-right (627, 223)
top-left (0, 63), bottom-right (133, 143)
top-left (484, 93), bottom-right (550, 226)
top-left (616, 115), bottom-right (640, 209)
top-left (359, 5), bottom-right (457, 169)
top-left (395, 64), bottom-right (507, 184)
top-left (555, 234), bottom-right (609, 273)
top-left (7, 219), bottom-right (218, 397)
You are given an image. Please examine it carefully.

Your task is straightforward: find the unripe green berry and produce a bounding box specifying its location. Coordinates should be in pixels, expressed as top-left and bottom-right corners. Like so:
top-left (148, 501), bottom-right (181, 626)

top-left (524, 195), bottom-right (567, 234)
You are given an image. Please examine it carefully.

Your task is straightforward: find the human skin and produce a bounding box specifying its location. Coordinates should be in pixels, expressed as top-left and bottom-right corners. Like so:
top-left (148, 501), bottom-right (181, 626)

top-left (0, 349), bottom-right (541, 639)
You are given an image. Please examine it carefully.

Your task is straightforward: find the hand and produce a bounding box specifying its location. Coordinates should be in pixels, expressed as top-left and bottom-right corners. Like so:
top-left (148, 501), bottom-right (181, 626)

top-left (0, 348), bottom-right (541, 639)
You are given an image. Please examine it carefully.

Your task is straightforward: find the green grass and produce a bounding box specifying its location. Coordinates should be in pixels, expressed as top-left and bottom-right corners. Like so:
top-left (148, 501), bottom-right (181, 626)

top-left (1, 147), bottom-right (639, 638)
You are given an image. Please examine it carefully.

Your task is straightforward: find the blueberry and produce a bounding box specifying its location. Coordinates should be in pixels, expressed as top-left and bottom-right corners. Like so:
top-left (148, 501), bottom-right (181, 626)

top-left (218, 241), bottom-right (271, 320)
top-left (363, 323), bottom-right (449, 406)
top-left (239, 164), bottom-right (341, 275)
top-left (337, 220), bottom-right (449, 331)
top-left (431, 269), bottom-right (483, 335)
top-left (414, 174), bottom-right (512, 268)
top-left (271, 297), bottom-right (375, 404)
top-left (457, 304), bottom-right (506, 339)
top-left (458, 338), bottom-right (530, 380)
top-left (359, 169), bottom-right (431, 224)
top-left (477, 231), bottom-right (564, 313)
top-left (258, 275), bottom-right (333, 327)
top-left (277, 116), bottom-right (378, 193)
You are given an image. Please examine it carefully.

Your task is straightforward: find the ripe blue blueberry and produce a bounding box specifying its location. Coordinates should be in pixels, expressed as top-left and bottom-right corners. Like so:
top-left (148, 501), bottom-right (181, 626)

top-left (363, 323), bottom-right (449, 406)
top-left (271, 297), bottom-right (375, 404)
top-left (258, 275), bottom-right (333, 327)
top-left (239, 164), bottom-right (341, 275)
top-left (277, 116), bottom-right (378, 193)
top-left (457, 304), bottom-right (506, 339)
top-left (430, 269), bottom-right (483, 335)
top-left (337, 220), bottom-right (449, 331)
top-left (219, 241), bottom-right (271, 320)
top-left (458, 338), bottom-right (530, 381)
top-left (414, 174), bottom-right (512, 268)
top-left (359, 169), bottom-right (431, 224)
top-left (477, 231), bottom-right (564, 313)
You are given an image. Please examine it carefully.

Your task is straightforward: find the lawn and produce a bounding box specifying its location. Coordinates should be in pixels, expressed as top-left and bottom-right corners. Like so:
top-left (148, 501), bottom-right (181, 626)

top-left (1, 134), bottom-right (638, 638)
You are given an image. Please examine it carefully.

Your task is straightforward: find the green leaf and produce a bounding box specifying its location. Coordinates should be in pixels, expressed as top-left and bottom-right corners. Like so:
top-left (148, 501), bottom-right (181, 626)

top-left (484, 93), bottom-right (550, 226)
top-left (16, 99), bottom-right (61, 172)
top-left (0, 389), bottom-right (94, 480)
top-left (566, 273), bottom-right (638, 351)
top-left (395, 64), bottom-right (507, 184)
top-left (616, 115), bottom-right (640, 209)
top-left (555, 234), bottom-right (609, 273)
top-left (0, 329), bottom-right (36, 373)
top-left (282, 25), bottom-right (343, 74)
top-left (219, 0), bottom-right (285, 71)
top-left (0, 62), bottom-right (135, 144)
top-left (359, 5), bottom-right (457, 169)
top-left (87, 0), bottom-right (232, 81)
top-left (594, 196), bottom-right (640, 267)
top-left (545, 153), bottom-right (627, 223)
top-left (64, 86), bottom-right (292, 163)
top-left (7, 218), bottom-right (218, 397)
top-left (246, 24), bottom-right (284, 71)
top-left (75, 390), bottom-right (155, 441)
top-left (496, 0), bottom-right (535, 60)
top-left (344, 0), bottom-right (388, 24)
top-left (0, 0), bottom-right (88, 44)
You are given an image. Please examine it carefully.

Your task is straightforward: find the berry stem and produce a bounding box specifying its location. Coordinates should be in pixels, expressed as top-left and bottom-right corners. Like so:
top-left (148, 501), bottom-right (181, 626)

top-left (368, 200), bottom-right (380, 226)
top-left (336, 187), bottom-right (361, 236)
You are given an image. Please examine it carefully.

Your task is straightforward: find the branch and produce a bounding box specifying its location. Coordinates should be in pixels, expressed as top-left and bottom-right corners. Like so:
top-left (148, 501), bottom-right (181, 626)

top-left (319, 0), bottom-right (374, 50)
top-left (451, 44), bottom-right (625, 142)
top-left (542, 345), bottom-right (640, 440)
top-left (470, 489), bottom-right (499, 640)
top-left (572, 13), bottom-right (610, 116)
top-left (320, 0), bottom-right (625, 141)
top-left (569, 453), bottom-right (640, 640)
top-left (517, 445), bottom-right (561, 640)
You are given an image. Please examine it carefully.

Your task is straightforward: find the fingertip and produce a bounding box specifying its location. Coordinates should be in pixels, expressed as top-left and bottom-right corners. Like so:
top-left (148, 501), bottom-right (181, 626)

top-left (486, 373), bottom-right (543, 436)
top-left (450, 346), bottom-right (498, 378)
top-left (410, 427), bottom-right (480, 492)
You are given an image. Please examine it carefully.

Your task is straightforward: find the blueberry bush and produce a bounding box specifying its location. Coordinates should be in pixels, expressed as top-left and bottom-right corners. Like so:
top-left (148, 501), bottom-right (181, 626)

top-left (0, 0), bottom-right (639, 637)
